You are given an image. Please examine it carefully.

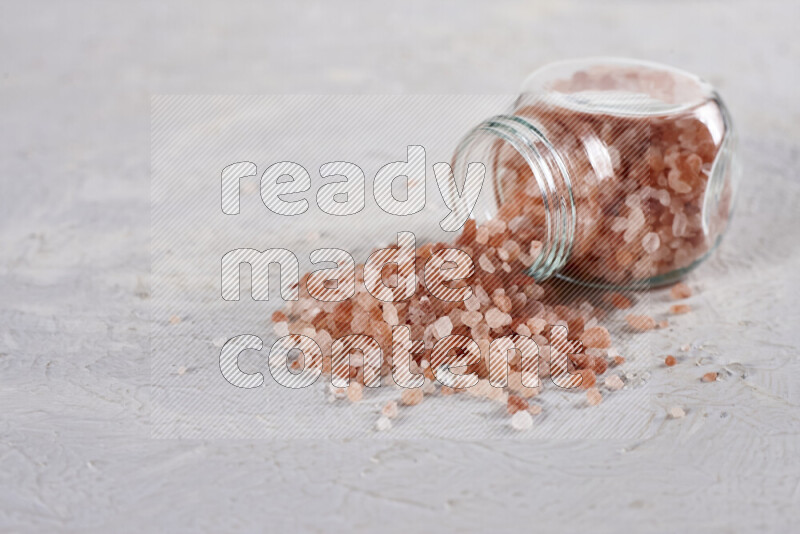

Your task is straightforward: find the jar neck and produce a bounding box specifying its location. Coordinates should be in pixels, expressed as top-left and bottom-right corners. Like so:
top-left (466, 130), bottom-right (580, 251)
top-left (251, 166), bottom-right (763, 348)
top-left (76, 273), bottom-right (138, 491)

top-left (452, 115), bottom-right (576, 280)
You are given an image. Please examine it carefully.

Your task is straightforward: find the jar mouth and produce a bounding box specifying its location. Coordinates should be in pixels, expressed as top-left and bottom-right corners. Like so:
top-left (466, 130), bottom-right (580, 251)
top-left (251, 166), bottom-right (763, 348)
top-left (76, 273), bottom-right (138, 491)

top-left (519, 57), bottom-right (716, 117)
top-left (450, 115), bottom-right (576, 281)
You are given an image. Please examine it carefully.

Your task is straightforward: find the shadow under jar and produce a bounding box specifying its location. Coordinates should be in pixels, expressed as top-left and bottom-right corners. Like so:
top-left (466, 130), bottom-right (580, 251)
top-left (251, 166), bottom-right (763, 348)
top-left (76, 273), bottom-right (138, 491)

top-left (452, 58), bottom-right (739, 288)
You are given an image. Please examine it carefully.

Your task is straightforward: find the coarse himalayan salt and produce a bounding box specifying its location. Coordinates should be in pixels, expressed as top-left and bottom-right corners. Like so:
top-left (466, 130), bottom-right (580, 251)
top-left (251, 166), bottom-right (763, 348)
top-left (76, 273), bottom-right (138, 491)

top-left (273, 321), bottom-right (289, 337)
top-left (577, 368), bottom-right (597, 389)
top-left (625, 314), bottom-right (657, 332)
top-left (432, 316), bottom-right (453, 338)
top-left (604, 292), bottom-right (633, 310)
top-left (604, 374), bottom-right (624, 391)
top-left (484, 307), bottom-right (511, 329)
top-left (580, 326), bottom-right (612, 349)
top-left (670, 282), bottom-right (693, 300)
top-left (382, 400), bottom-right (399, 419)
top-left (510, 410), bottom-right (533, 431)
top-left (667, 406), bottom-right (686, 419)
top-left (346, 382), bottom-right (363, 403)
top-left (375, 416), bottom-right (392, 431)
top-left (486, 88), bottom-right (732, 286)
top-left (422, 378), bottom-right (437, 395)
top-left (586, 387), bottom-right (603, 406)
top-left (507, 395), bottom-right (529, 415)
top-left (664, 355), bottom-right (677, 367)
top-left (273, 205), bottom-right (636, 426)
top-left (670, 304), bottom-right (692, 315)
top-left (401, 388), bottom-right (424, 406)
top-left (701, 372), bottom-right (718, 383)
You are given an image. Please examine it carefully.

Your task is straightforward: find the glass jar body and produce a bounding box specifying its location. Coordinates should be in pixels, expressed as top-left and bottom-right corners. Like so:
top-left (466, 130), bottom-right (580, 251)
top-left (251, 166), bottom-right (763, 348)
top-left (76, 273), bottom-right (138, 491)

top-left (453, 58), bottom-right (738, 288)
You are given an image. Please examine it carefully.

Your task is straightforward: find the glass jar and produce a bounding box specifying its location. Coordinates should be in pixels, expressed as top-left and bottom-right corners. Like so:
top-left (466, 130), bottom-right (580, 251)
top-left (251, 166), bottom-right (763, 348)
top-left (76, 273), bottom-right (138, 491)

top-left (451, 58), bottom-right (738, 288)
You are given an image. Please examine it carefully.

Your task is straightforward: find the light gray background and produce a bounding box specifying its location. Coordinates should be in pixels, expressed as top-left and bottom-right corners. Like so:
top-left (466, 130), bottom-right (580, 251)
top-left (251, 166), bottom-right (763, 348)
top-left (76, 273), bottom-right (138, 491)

top-left (1, 0), bottom-right (799, 532)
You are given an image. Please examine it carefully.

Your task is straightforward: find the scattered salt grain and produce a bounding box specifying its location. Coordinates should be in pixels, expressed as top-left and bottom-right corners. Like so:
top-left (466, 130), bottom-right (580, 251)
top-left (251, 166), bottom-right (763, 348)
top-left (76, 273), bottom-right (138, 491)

top-left (604, 374), bottom-right (624, 390)
top-left (510, 410), bottom-right (533, 431)
top-left (376, 416), bottom-right (392, 431)
top-left (667, 406), bottom-right (686, 419)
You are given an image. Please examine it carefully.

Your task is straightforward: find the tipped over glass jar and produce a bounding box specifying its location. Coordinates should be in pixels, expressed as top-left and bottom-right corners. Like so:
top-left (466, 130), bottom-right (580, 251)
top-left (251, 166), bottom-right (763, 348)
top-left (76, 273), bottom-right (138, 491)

top-left (452, 58), bottom-right (739, 288)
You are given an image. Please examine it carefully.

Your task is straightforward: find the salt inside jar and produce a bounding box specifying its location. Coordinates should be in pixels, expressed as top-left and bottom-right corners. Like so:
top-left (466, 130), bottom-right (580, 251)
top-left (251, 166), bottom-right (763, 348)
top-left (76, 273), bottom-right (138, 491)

top-left (450, 58), bottom-right (739, 287)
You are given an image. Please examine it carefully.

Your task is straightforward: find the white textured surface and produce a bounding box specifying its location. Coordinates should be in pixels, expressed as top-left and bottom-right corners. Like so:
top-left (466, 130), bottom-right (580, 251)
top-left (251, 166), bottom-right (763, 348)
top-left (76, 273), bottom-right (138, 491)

top-left (1, 0), bottom-right (799, 531)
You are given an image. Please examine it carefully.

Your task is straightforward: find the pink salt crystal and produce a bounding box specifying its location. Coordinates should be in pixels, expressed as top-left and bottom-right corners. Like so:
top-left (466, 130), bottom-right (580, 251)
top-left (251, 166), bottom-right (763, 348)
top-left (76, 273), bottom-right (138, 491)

top-left (515, 323), bottom-right (532, 337)
top-left (382, 400), bottom-right (399, 419)
top-left (273, 321), bottom-right (289, 337)
top-left (486, 218), bottom-right (507, 236)
top-left (604, 292), bottom-right (633, 310)
top-left (668, 169), bottom-right (692, 194)
top-left (433, 316), bottom-right (453, 338)
top-left (686, 153), bottom-right (703, 174)
top-left (642, 232), bottom-right (661, 254)
top-left (701, 372), bottom-right (717, 383)
top-left (608, 146), bottom-right (622, 169)
top-left (580, 326), bottom-right (612, 348)
top-left (625, 314), bottom-right (656, 332)
top-left (667, 406), bottom-right (686, 419)
top-left (518, 253), bottom-right (534, 267)
top-left (346, 383), bottom-right (363, 403)
top-left (478, 253), bottom-right (496, 273)
top-left (625, 192), bottom-right (641, 209)
top-left (474, 285), bottom-right (490, 306)
top-left (502, 239), bottom-right (521, 260)
top-left (586, 387), bottom-right (603, 406)
top-left (356, 292), bottom-right (374, 310)
top-left (461, 310), bottom-right (483, 328)
top-left (510, 410), bottom-right (533, 431)
top-left (670, 282), bottom-right (692, 300)
top-left (300, 326), bottom-right (316, 338)
top-left (464, 295), bottom-right (481, 312)
top-left (508, 216), bottom-right (526, 233)
top-left (472, 322), bottom-right (490, 341)
top-left (528, 404), bottom-right (543, 416)
top-left (604, 374), bottom-right (624, 391)
top-left (375, 416), bottom-right (392, 431)
top-left (484, 307), bottom-right (510, 329)
top-left (475, 227), bottom-right (489, 244)
top-left (527, 317), bottom-right (547, 335)
top-left (400, 388), bottom-right (424, 406)
top-left (623, 226), bottom-right (638, 244)
top-left (672, 212), bottom-right (688, 237)
top-left (628, 207), bottom-right (645, 230)
top-left (670, 304), bottom-right (691, 315)
top-left (507, 395), bottom-right (529, 415)
top-left (611, 217), bottom-right (629, 233)
top-left (529, 240), bottom-right (543, 258)
top-left (448, 308), bottom-right (462, 327)
top-left (492, 292), bottom-right (513, 313)
top-left (382, 303), bottom-right (398, 325)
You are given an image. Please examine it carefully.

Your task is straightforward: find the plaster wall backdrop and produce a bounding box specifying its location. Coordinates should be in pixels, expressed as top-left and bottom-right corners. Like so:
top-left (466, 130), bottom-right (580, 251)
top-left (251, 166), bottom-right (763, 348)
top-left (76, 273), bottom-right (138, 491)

top-left (1, 0), bottom-right (799, 532)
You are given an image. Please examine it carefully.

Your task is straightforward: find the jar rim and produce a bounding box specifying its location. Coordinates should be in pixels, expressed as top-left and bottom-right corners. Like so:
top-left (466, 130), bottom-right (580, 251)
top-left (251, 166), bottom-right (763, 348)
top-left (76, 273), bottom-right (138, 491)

top-left (451, 115), bottom-right (576, 280)
top-left (520, 57), bottom-right (716, 117)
